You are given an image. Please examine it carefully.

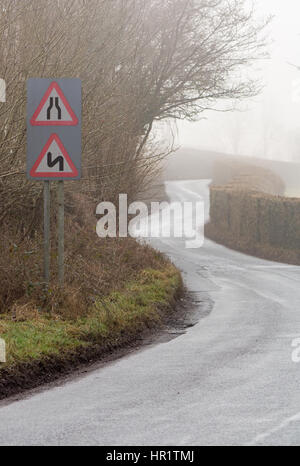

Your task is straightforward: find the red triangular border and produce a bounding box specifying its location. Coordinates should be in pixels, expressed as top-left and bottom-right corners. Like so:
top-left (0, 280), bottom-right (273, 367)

top-left (30, 134), bottom-right (78, 178)
top-left (30, 82), bottom-right (78, 126)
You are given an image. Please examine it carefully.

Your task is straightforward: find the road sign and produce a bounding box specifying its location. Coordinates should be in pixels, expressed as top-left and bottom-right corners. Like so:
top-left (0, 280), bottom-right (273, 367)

top-left (30, 81), bottom-right (78, 126)
top-left (30, 133), bottom-right (78, 178)
top-left (27, 78), bottom-right (82, 287)
top-left (27, 78), bottom-right (81, 181)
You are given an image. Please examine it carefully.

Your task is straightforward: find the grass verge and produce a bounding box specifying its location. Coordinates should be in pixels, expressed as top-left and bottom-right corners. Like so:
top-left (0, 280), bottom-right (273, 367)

top-left (0, 264), bottom-right (182, 399)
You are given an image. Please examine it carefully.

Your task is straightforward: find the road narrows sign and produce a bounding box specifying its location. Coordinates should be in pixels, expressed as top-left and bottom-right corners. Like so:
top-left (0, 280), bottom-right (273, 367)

top-left (30, 81), bottom-right (78, 126)
top-left (30, 133), bottom-right (78, 178)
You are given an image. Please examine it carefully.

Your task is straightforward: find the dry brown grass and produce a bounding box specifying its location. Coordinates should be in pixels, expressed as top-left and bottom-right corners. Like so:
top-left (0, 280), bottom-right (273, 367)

top-left (0, 189), bottom-right (182, 399)
top-left (0, 192), bottom-right (168, 319)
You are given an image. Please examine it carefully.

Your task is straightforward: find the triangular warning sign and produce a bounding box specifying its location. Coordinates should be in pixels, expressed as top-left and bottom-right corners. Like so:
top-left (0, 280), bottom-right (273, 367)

top-left (30, 82), bottom-right (78, 126)
top-left (30, 134), bottom-right (78, 178)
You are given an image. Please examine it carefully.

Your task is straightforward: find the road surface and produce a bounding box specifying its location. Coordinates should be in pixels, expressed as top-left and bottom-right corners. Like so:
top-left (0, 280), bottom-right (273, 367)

top-left (0, 180), bottom-right (300, 446)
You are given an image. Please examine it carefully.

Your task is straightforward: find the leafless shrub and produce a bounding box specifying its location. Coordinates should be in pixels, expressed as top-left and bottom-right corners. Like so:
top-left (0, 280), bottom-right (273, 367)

top-left (206, 161), bottom-right (300, 265)
top-left (0, 0), bottom-right (268, 229)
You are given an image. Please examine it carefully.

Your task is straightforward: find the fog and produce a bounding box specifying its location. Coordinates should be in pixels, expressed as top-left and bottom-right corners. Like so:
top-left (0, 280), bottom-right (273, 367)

top-left (176, 0), bottom-right (300, 162)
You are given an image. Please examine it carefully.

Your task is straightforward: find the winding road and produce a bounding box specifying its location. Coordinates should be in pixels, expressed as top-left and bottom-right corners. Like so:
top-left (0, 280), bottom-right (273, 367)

top-left (0, 180), bottom-right (300, 446)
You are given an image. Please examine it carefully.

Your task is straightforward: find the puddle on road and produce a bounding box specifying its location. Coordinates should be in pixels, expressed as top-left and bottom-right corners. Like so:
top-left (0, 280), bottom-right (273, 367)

top-left (157, 291), bottom-right (214, 344)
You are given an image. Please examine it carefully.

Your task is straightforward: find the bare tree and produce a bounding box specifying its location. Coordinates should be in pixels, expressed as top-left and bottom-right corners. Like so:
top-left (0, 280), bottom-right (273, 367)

top-left (0, 0), bottom-right (268, 232)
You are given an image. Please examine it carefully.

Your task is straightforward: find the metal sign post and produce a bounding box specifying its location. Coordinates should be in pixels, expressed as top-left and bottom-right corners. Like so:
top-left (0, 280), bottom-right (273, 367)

top-left (43, 181), bottom-right (51, 286)
top-left (57, 181), bottom-right (64, 285)
top-left (27, 78), bottom-right (82, 286)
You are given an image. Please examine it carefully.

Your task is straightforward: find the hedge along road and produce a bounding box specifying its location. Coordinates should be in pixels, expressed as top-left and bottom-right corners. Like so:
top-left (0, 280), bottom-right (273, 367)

top-left (0, 180), bottom-right (300, 446)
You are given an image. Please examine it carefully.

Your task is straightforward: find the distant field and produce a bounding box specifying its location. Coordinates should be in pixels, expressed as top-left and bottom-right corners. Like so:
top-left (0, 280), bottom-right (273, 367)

top-left (285, 188), bottom-right (300, 198)
top-left (163, 148), bottom-right (300, 197)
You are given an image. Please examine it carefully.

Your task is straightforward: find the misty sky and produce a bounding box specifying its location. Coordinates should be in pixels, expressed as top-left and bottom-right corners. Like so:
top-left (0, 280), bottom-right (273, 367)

top-left (176, 0), bottom-right (300, 162)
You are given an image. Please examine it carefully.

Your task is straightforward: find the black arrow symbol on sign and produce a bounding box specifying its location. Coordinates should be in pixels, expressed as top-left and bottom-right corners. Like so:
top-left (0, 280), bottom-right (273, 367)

top-left (47, 152), bottom-right (64, 171)
top-left (47, 97), bottom-right (62, 120)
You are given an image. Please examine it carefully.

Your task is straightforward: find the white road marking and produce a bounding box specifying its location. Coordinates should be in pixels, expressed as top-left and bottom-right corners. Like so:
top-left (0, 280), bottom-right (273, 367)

top-left (246, 411), bottom-right (300, 445)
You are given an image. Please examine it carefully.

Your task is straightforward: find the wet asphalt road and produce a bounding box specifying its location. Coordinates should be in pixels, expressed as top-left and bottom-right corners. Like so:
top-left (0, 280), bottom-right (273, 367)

top-left (0, 180), bottom-right (300, 446)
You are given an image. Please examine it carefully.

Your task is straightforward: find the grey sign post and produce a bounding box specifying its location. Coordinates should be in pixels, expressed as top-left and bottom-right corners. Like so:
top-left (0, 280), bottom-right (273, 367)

top-left (27, 78), bottom-right (82, 286)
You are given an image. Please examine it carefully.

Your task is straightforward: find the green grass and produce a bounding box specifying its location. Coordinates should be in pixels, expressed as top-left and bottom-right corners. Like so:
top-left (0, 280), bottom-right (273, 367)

top-left (0, 265), bottom-right (181, 369)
